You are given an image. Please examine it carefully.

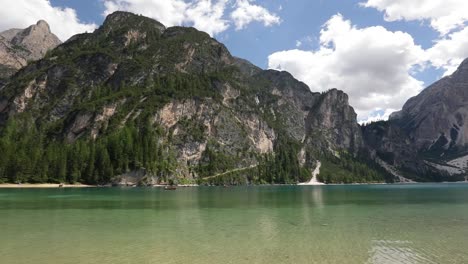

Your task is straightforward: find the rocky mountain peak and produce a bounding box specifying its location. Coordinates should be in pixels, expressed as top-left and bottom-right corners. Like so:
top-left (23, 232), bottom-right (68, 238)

top-left (0, 20), bottom-right (61, 81)
top-left (104, 11), bottom-right (143, 24)
top-left (100, 11), bottom-right (166, 35)
top-left (34, 20), bottom-right (51, 32)
top-left (458, 57), bottom-right (468, 71)
top-left (448, 57), bottom-right (468, 83)
top-left (11, 20), bottom-right (60, 58)
top-left (321, 88), bottom-right (349, 104)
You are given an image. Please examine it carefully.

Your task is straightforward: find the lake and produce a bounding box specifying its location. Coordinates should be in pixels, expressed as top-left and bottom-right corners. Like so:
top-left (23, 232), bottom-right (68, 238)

top-left (1, 184), bottom-right (468, 264)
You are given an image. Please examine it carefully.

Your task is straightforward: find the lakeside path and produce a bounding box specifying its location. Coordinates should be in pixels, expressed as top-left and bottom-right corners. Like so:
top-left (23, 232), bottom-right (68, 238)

top-left (0, 183), bottom-right (94, 188)
top-left (202, 165), bottom-right (258, 180)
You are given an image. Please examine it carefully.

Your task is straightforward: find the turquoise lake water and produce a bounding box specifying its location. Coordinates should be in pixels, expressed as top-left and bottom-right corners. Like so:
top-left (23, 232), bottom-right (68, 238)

top-left (1, 184), bottom-right (468, 264)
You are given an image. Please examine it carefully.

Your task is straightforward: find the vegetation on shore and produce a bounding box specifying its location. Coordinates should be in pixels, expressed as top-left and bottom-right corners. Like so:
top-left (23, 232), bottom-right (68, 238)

top-left (0, 114), bottom-right (389, 185)
top-left (0, 115), bottom-right (176, 185)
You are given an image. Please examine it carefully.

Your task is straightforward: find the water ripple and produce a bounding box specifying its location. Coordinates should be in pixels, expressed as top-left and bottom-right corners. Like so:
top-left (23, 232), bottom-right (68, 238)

top-left (367, 240), bottom-right (438, 264)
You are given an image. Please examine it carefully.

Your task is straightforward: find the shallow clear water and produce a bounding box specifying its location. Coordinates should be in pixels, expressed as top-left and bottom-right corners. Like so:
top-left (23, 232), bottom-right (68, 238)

top-left (1, 184), bottom-right (468, 264)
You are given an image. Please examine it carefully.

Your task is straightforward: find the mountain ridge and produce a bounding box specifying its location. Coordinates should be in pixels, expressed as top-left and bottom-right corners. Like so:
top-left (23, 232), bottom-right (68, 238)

top-left (1, 12), bottom-right (467, 184)
top-left (0, 11), bottom-right (388, 185)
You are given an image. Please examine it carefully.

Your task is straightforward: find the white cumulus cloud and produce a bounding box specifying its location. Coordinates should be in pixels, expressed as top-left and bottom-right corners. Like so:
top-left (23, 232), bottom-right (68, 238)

top-left (359, 108), bottom-right (397, 125)
top-left (268, 14), bottom-right (426, 122)
top-left (361, 0), bottom-right (468, 35)
top-left (185, 0), bottom-right (230, 36)
top-left (230, 0), bottom-right (281, 30)
top-left (362, 0), bottom-right (468, 79)
top-left (426, 26), bottom-right (468, 76)
top-left (0, 0), bottom-right (97, 41)
top-left (103, 0), bottom-right (280, 36)
top-left (103, 0), bottom-right (188, 28)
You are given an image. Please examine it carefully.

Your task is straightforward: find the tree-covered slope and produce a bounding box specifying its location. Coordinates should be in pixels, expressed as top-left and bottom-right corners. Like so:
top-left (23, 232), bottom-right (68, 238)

top-left (0, 12), bottom-right (389, 185)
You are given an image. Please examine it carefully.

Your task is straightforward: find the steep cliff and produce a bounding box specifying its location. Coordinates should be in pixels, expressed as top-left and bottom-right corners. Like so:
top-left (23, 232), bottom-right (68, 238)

top-left (0, 12), bottom-right (385, 185)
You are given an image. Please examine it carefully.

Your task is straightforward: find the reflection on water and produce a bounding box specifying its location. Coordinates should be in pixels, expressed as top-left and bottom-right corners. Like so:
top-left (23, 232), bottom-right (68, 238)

top-left (367, 240), bottom-right (438, 264)
top-left (1, 184), bottom-right (468, 264)
top-left (310, 187), bottom-right (324, 208)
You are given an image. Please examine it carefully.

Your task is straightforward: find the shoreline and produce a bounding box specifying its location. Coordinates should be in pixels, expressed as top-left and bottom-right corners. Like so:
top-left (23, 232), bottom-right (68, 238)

top-left (0, 183), bottom-right (95, 188)
top-left (1, 181), bottom-right (466, 189)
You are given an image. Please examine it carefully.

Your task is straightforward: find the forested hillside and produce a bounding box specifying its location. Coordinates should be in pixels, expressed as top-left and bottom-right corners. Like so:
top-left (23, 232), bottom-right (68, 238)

top-left (0, 12), bottom-right (389, 185)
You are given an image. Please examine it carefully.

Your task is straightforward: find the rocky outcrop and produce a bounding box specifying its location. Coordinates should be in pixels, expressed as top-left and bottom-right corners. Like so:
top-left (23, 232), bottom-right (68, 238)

top-left (0, 21), bottom-right (61, 80)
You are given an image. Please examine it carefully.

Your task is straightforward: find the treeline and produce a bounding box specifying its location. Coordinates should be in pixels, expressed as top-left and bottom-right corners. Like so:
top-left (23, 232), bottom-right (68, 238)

top-left (0, 117), bottom-right (391, 185)
top-left (201, 145), bottom-right (392, 185)
top-left (78, 72), bottom-right (225, 114)
top-left (0, 68), bottom-right (239, 185)
top-left (200, 136), bottom-right (311, 185)
top-left (0, 117), bottom-right (175, 184)
top-left (318, 151), bottom-right (391, 184)
top-left (196, 142), bottom-right (238, 178)
top-left (256, 136), bottom-right (311, 184)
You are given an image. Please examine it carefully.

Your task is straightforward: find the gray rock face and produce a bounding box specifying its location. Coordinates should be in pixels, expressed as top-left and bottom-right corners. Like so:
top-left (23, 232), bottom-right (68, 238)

top-left (232, 57), bottom-right (262, 76)
top-left (255, 71), bottom-right (363, 153)
top-left (307, 89), bottom-right (363, 153)
top-left (362, 121), bottom-right (428, 177)
top-left (392, 58), bottom-right (468, 154)
top-left (0, 20), bottom-right (61, 80)
top-left (363, 58), bottom-right (468, 181)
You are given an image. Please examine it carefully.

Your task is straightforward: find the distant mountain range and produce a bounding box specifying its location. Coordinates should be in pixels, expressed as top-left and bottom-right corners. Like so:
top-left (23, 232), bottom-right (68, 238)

top-left (0, 12), bottom-right (466, 185)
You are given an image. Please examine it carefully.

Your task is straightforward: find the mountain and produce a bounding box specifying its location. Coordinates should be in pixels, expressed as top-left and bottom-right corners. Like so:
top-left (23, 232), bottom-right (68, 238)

top-left (0, 12), bottom-right (387, 185)
top-left (363, 58), bottom-right (468, 182)
top-left (0, 20), bottom-right (61, 84)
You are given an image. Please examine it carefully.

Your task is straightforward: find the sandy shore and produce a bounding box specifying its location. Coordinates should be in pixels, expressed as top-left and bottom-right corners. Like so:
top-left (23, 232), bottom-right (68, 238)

top-left (151, 184), bottom-right (199, 187)
top-left (0, 183), bottom-right (95, 188)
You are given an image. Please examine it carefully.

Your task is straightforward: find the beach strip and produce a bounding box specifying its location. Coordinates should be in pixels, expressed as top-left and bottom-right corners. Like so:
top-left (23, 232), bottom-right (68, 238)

top-left (0, 183), bottom-right (94, 188)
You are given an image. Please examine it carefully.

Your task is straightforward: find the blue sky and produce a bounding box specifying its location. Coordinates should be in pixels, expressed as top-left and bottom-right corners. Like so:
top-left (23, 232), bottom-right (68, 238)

top-left (3, 0), bottom-right (468, 122)
top-left (49, 0), bottom-right (440, 77)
